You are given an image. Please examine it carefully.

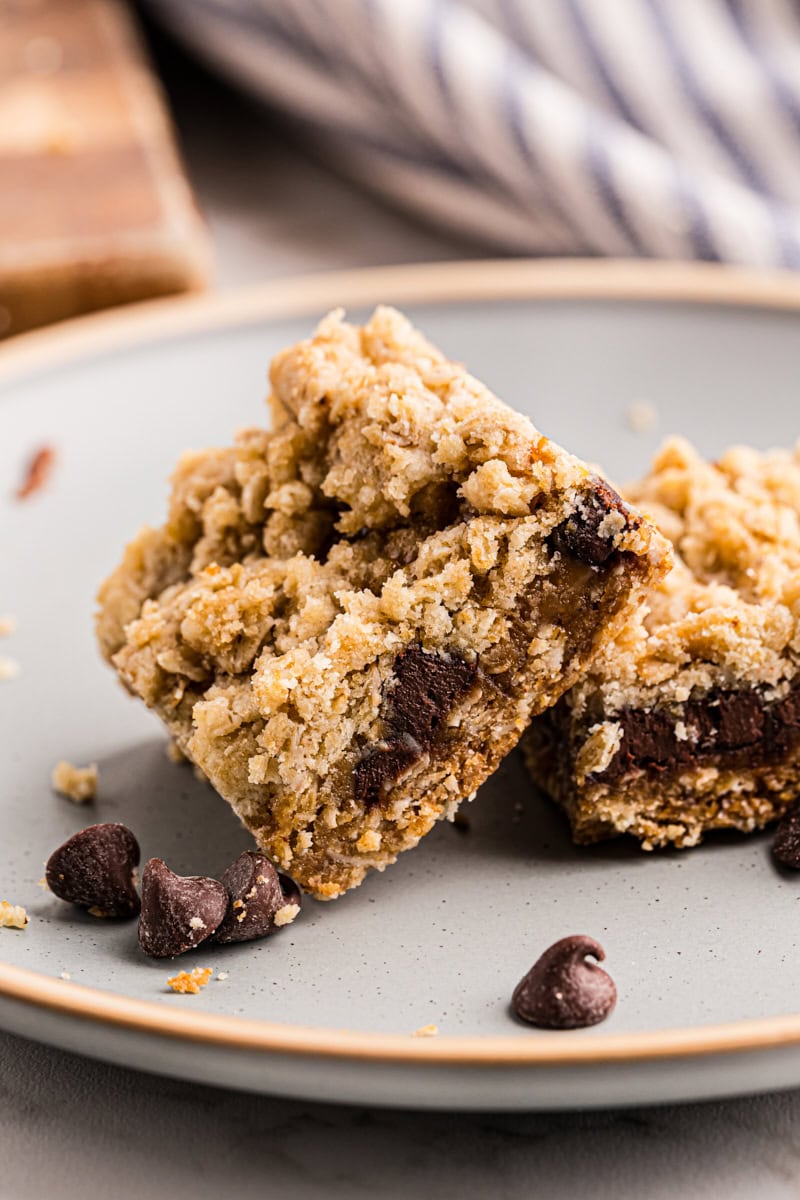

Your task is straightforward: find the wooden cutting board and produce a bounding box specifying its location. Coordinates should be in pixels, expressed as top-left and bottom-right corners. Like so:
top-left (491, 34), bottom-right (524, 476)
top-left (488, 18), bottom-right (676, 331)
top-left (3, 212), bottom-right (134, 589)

top-left (0, 0), bottom-right (211, 338)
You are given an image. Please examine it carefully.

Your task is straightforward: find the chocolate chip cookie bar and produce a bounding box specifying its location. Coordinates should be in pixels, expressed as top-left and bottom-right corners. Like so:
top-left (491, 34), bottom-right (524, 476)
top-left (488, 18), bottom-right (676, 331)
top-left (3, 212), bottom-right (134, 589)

top-left (97, 307), bottom-right (667, 898)
top-left (525, 437), bottom-right (800, 850)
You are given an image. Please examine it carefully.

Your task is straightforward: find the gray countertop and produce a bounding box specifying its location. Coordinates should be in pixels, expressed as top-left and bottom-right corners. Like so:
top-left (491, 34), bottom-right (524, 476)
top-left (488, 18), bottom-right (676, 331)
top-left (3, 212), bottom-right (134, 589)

top-left (2, 30), bottom-right (799, 1200)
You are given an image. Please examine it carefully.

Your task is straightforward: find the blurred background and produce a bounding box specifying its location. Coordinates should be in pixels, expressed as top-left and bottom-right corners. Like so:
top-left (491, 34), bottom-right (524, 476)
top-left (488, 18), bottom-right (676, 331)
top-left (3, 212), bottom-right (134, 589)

top-left (4, 0), bottom-right (800, 338)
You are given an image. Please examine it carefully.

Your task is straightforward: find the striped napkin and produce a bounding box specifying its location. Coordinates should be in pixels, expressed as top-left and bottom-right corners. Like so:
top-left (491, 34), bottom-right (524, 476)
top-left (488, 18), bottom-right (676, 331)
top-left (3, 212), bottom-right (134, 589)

top-left (153, 0), bottom-right (800, 267)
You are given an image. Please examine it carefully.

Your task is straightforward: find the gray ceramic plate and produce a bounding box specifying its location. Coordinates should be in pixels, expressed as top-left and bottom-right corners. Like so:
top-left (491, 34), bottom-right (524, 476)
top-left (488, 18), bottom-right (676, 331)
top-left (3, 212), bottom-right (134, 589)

top-left (3, 260), bottom-right (800, 1111)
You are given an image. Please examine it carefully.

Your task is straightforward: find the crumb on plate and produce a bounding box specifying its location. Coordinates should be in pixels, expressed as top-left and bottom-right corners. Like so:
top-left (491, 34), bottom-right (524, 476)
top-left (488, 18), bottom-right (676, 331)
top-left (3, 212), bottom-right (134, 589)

top-left (51, 760), bottom-right (98, 803)
top-left (274, 902), bottom-right (300, 928)
top-left (625, 401), bottom-right (658, 433)
top-left (216, 972), bottom-right (229, 981)
top-left (412, 1023), bottom-right (439, 1038)
top-left (167, 966), bottom-right (213, 995)
top-left (16, 444), bottom-right (56, 500)
top-left (0, 901), bottom-right (28, 929)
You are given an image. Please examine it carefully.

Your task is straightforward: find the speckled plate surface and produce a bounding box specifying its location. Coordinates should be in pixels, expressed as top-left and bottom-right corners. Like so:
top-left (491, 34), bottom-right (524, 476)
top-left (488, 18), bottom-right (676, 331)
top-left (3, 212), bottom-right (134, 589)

top-left (4, 260), bottom-right (800, 1110)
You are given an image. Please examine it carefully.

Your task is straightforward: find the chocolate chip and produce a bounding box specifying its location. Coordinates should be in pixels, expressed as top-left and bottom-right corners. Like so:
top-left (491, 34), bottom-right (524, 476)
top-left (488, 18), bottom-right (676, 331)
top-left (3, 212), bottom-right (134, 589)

top-left (354, 645), bottom-right (478, 808)
top-left (597, 683), bottom-right (800, 783)
top-left (214, 851), bottom-right (301, 944)
top-left (717, 691), bottom-right (764, 750)
top-left (773, 804), bottom-right (800, 868)
top-left (511, 935), bottom-right (617, 1029)
top-left (549, 480), bottom-right (631, 567)
top-left (138, 858), bottom-right (227, 958)
top-left (277, 872), bottom-right (303, 911)
top-left (45, 823), bottom-right (140, 918)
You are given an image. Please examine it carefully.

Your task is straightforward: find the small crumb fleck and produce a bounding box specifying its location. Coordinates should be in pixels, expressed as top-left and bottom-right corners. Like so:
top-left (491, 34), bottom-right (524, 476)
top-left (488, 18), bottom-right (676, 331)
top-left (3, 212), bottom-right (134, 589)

top-left (274, 902), bottom-right (300, 928)
top-left (216, 972), bottom-right (229, 982)
top-left (36, 876), bottom-right (49, 890)
top-left (0, 657), bottom-right (20, 681)
top-left (625, 400), bottom-right (658, 433)
top-left (0, 901), bottom-right (28, 929)
top-left (165, 739), bottom-right (187, 764)
top-left (15, 444), bottom-right (56, 500)
top-left (412, 1023), bottom-right (439, 1038)
top-left (167, 967), bottom-right (213, 995)
top-left (0, 616), bottom-right (15, 637)
top-left (51, 760), bottom-right (98, 803)
top-left (356, 829), bottom-right (381, 853)
top-left (188, 916), bottom-right (206, 932)
top-left (59, 971), bottom-right (71, 981)
top-left (87, 906), bottom-right (109, 919)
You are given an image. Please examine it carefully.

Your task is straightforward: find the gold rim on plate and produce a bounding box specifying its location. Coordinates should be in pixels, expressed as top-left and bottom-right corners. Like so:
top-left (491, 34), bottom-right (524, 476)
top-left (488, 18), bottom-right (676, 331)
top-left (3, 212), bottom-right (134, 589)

top-left (2, 257), bottom-right (800, 1068)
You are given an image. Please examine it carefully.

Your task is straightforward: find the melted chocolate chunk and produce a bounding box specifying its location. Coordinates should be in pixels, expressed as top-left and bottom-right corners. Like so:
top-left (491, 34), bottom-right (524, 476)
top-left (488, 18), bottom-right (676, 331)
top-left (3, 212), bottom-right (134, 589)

top-left (353, 645), bottom-right (479, 808)
top-left (45, 823), bottom-right (140, 918)
top-left (511, 935), bottom-right (617, 1030)
top-left (214, 851), bottom-right (300, 944)
top-left (138, 858), bottom-right (227, 958)
top-left (549, 480), bottom-right (632, 567)
top-left (597, 681), bottom-right (800, 783)
top-left (773, 803), bottom-right (800, 868)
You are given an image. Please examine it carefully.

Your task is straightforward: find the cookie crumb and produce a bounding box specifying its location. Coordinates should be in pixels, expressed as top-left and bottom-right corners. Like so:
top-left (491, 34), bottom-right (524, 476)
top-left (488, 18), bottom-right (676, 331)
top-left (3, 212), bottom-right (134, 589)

top-left (273, 902), bottom-right (300, 928)
top-left (0, 657), bottom-right (20, 681)
top-left (36, 876), bottom-right (49, 890)
top-left (625, 401), bottom-right (658, 433)
top-left (167, 966), bottom-right (213, 995)
top-left (59, 971), bottom-right (71, 980)
top-left (87, 906), bottom-right (109, 919)
top-left (165, 740), bottom-right (187, 764)
top-left (0, 616), bottom-right (15, 637)
top-left (51, 760), bottom-right (98, 803)
top-left (0, 901), bottom-right (28, 929)
top-left (412, 1023), bottom-right (439, 1038)
top-left (216, 971), bottom-right (229, 981)
top-left (16, 444), bottom-right (56, 500)
top-left (188, 916), bottom-right (206, 931)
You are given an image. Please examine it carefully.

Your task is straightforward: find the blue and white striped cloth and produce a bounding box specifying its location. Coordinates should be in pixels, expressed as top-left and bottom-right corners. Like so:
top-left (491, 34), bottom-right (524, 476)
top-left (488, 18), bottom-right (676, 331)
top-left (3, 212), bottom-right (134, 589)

top-left (153, 0), bottom-right (800, 267)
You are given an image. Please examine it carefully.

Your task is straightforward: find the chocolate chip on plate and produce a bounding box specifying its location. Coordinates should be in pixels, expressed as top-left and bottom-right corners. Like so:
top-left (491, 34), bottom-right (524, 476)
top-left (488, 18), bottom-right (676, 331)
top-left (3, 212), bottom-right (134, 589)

top-left (277, 872), bottom-right (302, 915)
top-left (45, 823), bottom-right (140, 918)
top-left (511, 935), bottom-right (617, 1030)
top-left (773, 803), bottom-right (800, 868)
top-left (138, 858), bottom-right (227, 958)
top-left (214, 851), bottom-right (301, 944)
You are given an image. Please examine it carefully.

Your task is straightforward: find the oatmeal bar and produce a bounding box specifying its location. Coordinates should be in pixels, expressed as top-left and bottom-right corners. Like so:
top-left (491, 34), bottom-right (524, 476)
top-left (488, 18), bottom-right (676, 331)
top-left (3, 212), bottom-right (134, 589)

top-left (525, 437), bottom-right (800, 850)
top-left (97, 307), bottom-right (667, 898)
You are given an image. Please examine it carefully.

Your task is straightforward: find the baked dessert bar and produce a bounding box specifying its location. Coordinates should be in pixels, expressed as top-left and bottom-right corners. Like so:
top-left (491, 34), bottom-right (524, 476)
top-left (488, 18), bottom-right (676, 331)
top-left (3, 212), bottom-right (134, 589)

top-left (97, 307), bottom-right (668, 898)
top-left (525, 437), bottom-right (800, 850)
